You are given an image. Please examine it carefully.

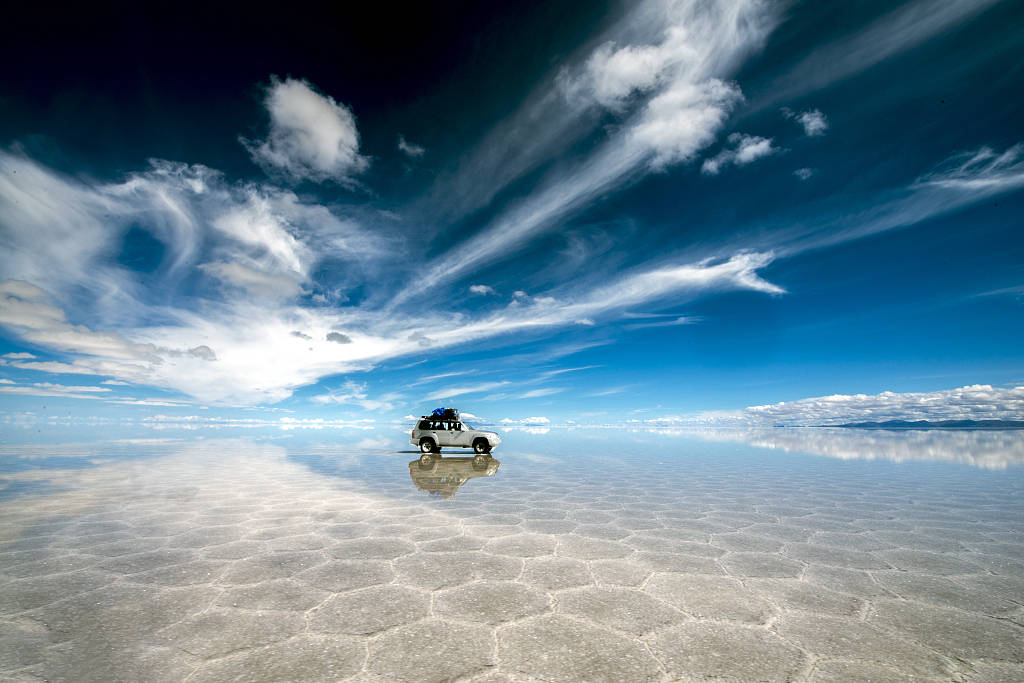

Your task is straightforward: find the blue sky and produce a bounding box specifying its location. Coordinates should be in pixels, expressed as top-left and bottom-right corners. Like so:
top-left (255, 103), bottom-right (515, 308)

top-left (1, 0), bottom-right (1023, 429)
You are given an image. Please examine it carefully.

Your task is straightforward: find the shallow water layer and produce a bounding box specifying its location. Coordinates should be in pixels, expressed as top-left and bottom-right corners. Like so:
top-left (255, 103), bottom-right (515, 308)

top-left (1, 429), bottom-right (1023, 682)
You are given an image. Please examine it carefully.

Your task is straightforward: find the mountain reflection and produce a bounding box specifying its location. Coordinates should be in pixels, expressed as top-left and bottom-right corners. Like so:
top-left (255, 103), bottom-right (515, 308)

top-left (408, 454), bottom-right (500, 498)
top-left (689, 427), bottom-right (1024, 469)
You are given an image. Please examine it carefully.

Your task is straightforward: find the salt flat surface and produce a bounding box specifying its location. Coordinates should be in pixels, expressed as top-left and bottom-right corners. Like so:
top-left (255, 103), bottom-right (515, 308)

top-left (1, 429), bottom-right (1022, 682)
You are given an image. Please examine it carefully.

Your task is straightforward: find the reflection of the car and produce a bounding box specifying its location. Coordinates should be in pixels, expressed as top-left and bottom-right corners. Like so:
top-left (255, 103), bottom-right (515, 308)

top-left (408, 453), bottom-right (500, 498)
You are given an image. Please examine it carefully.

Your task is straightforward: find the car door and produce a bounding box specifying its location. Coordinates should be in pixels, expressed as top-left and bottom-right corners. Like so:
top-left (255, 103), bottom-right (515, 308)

top-left (426, 420), bottom-right (444, 446)
top-left (438, 421), bottom-right (457, 447)
top-left (449, 421), bottom-right (472, 447)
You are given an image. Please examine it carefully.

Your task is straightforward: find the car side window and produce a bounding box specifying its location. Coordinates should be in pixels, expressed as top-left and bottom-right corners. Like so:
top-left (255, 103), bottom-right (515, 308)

top-left (452, 422), bottom-right (462, 431)
top-left (418, 421), bottom-right (430, 430)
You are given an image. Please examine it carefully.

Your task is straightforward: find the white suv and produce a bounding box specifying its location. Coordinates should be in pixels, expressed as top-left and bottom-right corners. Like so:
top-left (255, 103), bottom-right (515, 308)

top-left (410, 417), bottom-right (501, 454)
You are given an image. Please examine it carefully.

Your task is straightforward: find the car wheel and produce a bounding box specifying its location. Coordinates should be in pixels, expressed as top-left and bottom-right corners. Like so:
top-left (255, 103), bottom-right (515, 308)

top-left (420, 438), bottom-right (436, 453)
top-left (473, 438), bottom-right (490, 454)
top-left (419, 453), bottom-right (435, 468)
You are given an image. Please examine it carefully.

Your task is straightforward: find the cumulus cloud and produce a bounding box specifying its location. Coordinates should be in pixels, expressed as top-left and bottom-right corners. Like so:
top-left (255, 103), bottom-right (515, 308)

top-left (794, 167), bottom-right (814, 180)
top-left (782, 107), bottom-right (828, 136)
top-left (469, 284), bottom-right (496, 296)
top-left (326, 331), bottom-right (352, 344)
top-left (702, 133), bottom-right (778, 175)
top-left (633, 80), bottom-right (744, 170)
top-left (397, 136), bottom-right (425, 158)
top-left (566, 2), bottom-right (774, 111)
top-left (243, 76), bottom-right (368, 184)
top-left (741, 384), bottom-right (1024, 425)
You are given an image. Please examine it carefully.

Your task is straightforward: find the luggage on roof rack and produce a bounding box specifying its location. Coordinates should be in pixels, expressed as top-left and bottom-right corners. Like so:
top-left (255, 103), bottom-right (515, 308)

top-left (429, 407), bottom-right (459, 420)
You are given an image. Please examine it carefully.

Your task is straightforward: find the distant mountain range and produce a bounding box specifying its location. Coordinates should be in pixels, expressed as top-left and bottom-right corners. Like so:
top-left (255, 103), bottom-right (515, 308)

top-left (833, 420), bottom-right (1024, 430)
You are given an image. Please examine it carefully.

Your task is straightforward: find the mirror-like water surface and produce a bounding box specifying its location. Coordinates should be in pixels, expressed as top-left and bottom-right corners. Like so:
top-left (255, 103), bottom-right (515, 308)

top-left (1, 429), bottom-right (1022, 681)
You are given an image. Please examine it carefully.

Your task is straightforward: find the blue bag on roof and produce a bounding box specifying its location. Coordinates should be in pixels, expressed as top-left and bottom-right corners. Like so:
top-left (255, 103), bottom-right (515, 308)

top-left (431, 407), bottom-right (445, 417)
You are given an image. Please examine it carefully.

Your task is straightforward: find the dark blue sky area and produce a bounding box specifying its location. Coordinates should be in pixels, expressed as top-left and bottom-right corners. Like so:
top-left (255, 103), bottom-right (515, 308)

top-left (1, 0), bottom-right (1022, 427)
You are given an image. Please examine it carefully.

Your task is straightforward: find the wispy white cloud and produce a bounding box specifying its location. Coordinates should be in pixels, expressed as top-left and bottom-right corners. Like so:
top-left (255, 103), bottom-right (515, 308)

top-left (793, 168), bottom-right (814, 181)
top-left (32, 382), bottom-right (111, 393)
top-left (758, 0), bottom-right (1001, 107)
top-left (15, 139), bottom-right (1015, 408)
top-left (397, 135), bottom-right (425, 158)
top-left (198, 262), bottom-right (306, 299)
top-left (242, 76), bottom-right (368, 184)
top-left (702, 133), bottom-right (778, 175)
top-left (0, 241), bottom-right (783, 406)
top-left (0, 380), bottom-right (113, 400)
top-left (0, 280), bottom-right (159, 361)
top-left (518, 387), bottom-right (564, 399)
top-left (394, 0), bottom-right (780, 302)
top-left (624, 316), bottom-right (698, 330)
top-left (310, 380), bottom-right (397, 412)
top-left (2, 352), bottom-right (35, 360)
top-left (770, 143), bottom-right (1024, 257)
top-left (535, 365), bottom-right (599, 379)
top-left (588, 386), bottom-right (629, 397)
top-left (469, 284), bottom-right (496, 296)
top-left (782, 107), bottom-right (828, 136)
top-left (408, 370), bottom-right (465, 387)
top-left (975, 284), bottom-right (1024, 299)
top-left (426, 381), bottom-right (511, 401)
top-left (912, 144), bottom-right (1024, 194)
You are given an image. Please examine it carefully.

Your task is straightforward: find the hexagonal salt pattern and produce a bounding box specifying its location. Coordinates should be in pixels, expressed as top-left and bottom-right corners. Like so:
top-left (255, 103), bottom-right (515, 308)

top-left (0, 434), bottom-right (1022, 682)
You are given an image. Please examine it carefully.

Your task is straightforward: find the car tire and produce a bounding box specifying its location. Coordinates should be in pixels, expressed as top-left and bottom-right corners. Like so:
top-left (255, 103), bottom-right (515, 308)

top-left (473, 438), bottom-right (490, 454)
top-left (419, 453), bottom-right (435, 468)
top-left (420, 438), bottom-right (436, 454)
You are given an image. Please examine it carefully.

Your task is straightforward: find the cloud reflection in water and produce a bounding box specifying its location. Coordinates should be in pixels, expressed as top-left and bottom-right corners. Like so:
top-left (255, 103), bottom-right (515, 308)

top-left (684, 427), bottom-right (1024, 470)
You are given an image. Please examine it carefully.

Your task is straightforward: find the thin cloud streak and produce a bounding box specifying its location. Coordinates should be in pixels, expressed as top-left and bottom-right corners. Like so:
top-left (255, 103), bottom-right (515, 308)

top-left (752, 0), bottom-right (1002, 108)
top-left (426, 381), bottom-right (511, 401)
top-left (391, 0), bottom-right (780, 305)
